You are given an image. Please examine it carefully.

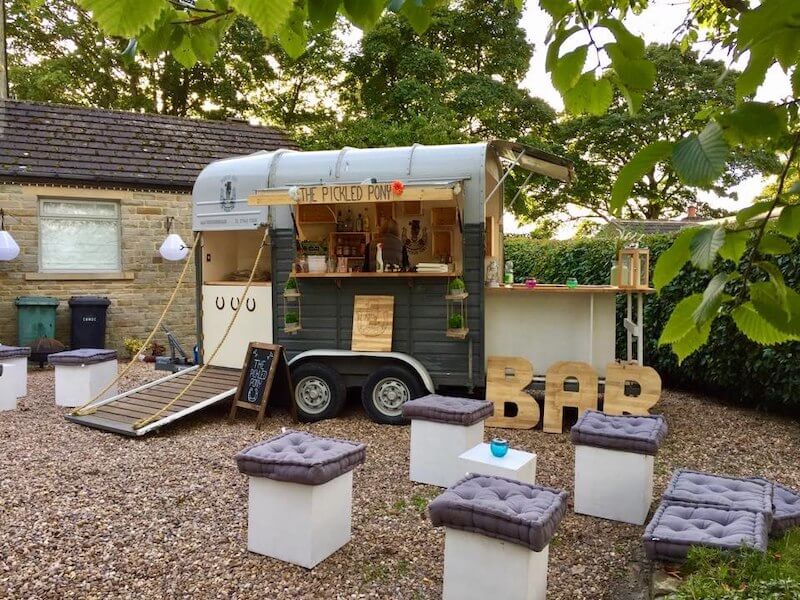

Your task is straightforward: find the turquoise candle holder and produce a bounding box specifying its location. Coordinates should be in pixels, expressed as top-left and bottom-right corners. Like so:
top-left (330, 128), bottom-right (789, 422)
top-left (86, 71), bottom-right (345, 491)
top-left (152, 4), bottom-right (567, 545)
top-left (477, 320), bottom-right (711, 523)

top-left (566, 277), bottom-right (578, 288)
top-left (490, 438), bottom-right (509, 457)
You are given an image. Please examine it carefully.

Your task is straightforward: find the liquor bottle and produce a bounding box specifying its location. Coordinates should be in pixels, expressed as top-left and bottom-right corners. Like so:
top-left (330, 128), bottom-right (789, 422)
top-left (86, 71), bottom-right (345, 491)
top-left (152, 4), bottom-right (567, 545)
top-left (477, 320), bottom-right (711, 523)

top-left (336, 210), bottom-right (343, 232)
top-left (363, 214), bottom-right (370, 233)
top-left (355, 213), bottom-right (363, 232)
top-left (345, 209), bottom-right (353, 232)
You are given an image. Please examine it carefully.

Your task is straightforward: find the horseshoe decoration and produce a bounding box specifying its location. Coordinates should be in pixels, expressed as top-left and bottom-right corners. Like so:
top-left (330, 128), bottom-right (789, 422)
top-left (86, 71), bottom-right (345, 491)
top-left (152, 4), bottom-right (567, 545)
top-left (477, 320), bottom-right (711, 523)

top-left (231, 297), bottom-right (240, 310)
top-left (246, 298), bottom-right (256, 312)
top-left (215, 296), bottom-right (225, 310)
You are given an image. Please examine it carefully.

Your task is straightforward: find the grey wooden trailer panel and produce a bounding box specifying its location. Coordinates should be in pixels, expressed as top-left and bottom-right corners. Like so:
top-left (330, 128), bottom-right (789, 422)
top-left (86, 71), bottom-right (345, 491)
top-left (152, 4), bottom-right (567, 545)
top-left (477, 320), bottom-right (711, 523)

top-left (272, 226), bottom-right (485, 388)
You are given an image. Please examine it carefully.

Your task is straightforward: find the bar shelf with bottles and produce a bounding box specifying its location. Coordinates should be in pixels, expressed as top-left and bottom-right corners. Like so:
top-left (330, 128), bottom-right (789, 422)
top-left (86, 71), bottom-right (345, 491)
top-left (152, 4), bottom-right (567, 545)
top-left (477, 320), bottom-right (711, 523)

top-left (328, 208), bottom-right (370, 273)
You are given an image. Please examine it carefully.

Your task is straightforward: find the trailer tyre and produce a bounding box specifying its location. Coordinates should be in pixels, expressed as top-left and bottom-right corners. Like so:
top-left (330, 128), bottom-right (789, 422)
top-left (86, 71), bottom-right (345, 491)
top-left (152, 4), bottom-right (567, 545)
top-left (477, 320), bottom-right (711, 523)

top-left (292, 362), bottom-right (346, 422)
top-left (361, 366), bottom-right (425, 425)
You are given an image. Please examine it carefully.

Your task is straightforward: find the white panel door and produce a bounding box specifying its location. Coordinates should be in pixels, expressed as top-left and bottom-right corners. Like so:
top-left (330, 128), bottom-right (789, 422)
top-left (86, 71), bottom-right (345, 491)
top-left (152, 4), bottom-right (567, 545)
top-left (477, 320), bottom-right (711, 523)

top-left (202, 284), bottom-right (273, 369)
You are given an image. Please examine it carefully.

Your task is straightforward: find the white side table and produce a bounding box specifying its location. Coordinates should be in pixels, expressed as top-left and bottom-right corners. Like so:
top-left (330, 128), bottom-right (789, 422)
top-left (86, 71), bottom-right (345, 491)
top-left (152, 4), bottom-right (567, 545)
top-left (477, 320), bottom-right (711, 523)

top-left (458, 443), bottom-right (536, 484)
top-left (0, 363), bottom-right (16, 411)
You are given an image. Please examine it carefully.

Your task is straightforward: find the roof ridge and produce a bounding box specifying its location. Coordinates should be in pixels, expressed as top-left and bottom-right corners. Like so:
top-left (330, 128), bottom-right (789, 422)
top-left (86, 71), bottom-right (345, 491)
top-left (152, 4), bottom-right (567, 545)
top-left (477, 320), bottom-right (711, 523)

top-left (0, 98), bottom-right (286, 135)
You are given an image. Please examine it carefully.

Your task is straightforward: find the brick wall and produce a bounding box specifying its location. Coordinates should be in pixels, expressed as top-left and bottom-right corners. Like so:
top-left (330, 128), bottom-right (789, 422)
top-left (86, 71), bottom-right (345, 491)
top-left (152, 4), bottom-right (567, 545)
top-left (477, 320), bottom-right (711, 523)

top-left (0, 183), bottom-right (197, 356)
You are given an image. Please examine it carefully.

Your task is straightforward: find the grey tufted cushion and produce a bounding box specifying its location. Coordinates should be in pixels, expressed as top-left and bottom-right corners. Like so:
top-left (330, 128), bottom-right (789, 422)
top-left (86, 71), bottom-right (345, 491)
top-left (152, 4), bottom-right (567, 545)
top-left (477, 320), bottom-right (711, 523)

top-left (235, 430), bottom-right (366, 485)
top-left (664, 469), bottom-right (774, 525)
top-left (570, 410), bottom-right (667, 455)
top-left (0, 345), bottom-right (31, 359)
top-left (428, 474), bottom-right (568, 551)
top-left (643, 500), bottom-right (769, 562)
top-left (401, 394), bottom-right (493, 426)
top-left (750, 478), bottom-right (800, 537)
top-left (48, 348), bottom-right (117, 365)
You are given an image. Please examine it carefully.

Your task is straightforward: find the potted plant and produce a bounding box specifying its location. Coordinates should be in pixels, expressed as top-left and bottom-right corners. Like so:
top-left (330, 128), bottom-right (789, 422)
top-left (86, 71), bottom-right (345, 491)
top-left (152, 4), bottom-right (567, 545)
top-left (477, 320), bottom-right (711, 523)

top-left (449, 277), bottom-right (466, 293)
top-left (300, 239), bottom-right (328, 273)
top-left (285, 311), bottom-right (300, 332)
top-left (123, 337), bottom-right (145, 360)
top-left (448, 312), bottom-right (464, 330)
top-left (284, 277), bottom-right (298, 295)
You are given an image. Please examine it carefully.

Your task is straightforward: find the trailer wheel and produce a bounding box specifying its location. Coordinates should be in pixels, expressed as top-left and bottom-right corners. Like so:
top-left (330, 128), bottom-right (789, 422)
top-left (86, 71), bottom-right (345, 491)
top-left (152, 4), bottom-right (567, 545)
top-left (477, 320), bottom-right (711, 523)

top-left (361, 366), bottom-right (425, 425)
top-left (292, 362), bottom-right (346, 422)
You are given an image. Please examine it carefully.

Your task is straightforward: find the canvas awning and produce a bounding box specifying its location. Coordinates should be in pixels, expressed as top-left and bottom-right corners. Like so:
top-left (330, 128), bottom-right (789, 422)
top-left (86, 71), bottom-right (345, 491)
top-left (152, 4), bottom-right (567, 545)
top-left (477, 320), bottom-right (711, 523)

top-left (248, 180), bottom-right (462, 206)
top-left (490, 140), bottom-right (575, 183)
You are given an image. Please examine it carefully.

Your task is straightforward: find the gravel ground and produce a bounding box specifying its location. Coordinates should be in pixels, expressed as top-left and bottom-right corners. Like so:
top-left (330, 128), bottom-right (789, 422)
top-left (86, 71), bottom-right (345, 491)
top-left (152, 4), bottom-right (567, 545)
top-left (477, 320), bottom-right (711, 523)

top-left (1, 364), bottom-right (798, 599)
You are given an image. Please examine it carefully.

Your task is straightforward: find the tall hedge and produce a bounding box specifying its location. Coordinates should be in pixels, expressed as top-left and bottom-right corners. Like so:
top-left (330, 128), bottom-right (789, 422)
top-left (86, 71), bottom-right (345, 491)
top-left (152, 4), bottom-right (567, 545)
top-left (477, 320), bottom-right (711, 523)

top-left (504, 234), bottom-right (800, 412)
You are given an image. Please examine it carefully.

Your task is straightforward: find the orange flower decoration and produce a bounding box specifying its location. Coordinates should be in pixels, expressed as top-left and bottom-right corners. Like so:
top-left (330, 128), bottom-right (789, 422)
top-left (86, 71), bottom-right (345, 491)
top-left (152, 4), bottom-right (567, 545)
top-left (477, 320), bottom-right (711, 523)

top-left (390, 180), bottom-right (405, 196)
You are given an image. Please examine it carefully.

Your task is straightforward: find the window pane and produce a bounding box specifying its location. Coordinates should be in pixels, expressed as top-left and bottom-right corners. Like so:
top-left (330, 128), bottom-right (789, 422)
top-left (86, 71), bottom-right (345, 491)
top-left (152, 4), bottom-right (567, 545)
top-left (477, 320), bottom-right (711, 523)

top-left (41, 200), bottom-right (118, 219)
top-left (41, 218), bottom-right (121, 271)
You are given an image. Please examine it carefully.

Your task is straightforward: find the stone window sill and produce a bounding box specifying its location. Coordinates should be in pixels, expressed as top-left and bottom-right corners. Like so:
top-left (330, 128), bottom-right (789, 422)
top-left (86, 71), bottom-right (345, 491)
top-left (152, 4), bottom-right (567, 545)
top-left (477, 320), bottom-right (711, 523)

top-left (25, 272), bottom-right (135, 281)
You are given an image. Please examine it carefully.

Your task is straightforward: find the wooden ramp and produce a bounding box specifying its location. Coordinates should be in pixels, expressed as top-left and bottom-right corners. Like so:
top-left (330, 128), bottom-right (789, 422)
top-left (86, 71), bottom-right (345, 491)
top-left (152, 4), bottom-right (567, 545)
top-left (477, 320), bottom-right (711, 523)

top-left (65, 366), bottom-right (241, 437)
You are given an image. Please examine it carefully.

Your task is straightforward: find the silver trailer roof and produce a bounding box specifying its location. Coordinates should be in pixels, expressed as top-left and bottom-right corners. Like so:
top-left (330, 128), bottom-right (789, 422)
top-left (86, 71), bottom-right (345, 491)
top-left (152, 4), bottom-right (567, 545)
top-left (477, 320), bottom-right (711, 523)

top-left (192, 141), bottom-right (573, 231)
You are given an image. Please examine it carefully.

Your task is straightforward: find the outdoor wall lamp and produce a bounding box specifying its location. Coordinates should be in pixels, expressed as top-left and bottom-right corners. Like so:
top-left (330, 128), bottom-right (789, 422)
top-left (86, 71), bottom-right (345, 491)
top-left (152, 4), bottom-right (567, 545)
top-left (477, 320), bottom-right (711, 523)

top-left (0, 209), bottom-right (21, 261)
top-left (159, 216), bottom-right (190, 261)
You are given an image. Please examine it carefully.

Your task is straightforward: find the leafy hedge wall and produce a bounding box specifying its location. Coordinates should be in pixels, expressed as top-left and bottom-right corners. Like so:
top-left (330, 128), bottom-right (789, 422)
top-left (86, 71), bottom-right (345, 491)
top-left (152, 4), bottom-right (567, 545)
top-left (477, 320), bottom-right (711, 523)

top-left (504, 234), bottom-right (800, 411)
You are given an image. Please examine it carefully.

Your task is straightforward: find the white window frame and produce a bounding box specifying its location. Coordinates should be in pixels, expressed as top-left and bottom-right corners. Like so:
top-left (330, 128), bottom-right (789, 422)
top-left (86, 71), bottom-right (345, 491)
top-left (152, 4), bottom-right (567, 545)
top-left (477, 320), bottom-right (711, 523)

top-left (38, 197), bottom-right (123, 273)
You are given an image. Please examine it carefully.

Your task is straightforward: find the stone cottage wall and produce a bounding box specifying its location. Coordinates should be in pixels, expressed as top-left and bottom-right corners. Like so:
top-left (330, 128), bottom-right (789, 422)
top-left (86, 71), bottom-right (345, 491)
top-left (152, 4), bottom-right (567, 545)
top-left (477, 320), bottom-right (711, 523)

top-left (0, 183), bottom-right (196, 357)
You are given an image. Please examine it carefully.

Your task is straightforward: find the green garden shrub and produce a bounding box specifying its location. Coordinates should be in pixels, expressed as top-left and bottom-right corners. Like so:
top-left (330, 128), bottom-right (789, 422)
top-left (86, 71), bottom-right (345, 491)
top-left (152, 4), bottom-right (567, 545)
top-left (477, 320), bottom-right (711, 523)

top-left (504, 234), bottom-right (800, 411)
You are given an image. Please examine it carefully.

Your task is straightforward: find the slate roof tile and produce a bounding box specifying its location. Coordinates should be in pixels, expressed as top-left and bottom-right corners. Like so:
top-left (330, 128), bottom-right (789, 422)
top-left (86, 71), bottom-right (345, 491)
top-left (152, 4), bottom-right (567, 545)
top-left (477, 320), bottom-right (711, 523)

top-left (0, 100), bottom-right (297, 190)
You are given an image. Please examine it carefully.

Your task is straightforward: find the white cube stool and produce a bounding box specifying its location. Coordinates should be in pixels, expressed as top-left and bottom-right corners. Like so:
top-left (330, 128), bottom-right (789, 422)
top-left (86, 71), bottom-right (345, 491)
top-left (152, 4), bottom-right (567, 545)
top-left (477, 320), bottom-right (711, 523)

top-left (402, 394), bottom-right (494, 488)
top-left (459, 443), bottom-right (536, 484)
top-left (0, 363), bottom-right (17, 411)
top-left (571, 410), bottom-right (667, 525)
top-left (48, 348), bottom-right (119, 408)
top-left (235, 430), bottom-right (366, 569)
top-left (0, 345), bottom-right (31, 398)
top-left (429, 475), bottom-right (568, 600)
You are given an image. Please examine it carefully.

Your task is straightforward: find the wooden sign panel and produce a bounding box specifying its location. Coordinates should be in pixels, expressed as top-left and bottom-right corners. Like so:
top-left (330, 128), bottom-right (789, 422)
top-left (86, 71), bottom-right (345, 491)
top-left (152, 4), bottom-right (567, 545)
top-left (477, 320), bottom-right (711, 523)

top-left (485, 356), bottom-right (540, 429)
top-left (352, 295), bottom-right (394, 352)
top-left (229, 343), bottom-right (295, 428)
top-left (603, 362), bottom-right (661, 415)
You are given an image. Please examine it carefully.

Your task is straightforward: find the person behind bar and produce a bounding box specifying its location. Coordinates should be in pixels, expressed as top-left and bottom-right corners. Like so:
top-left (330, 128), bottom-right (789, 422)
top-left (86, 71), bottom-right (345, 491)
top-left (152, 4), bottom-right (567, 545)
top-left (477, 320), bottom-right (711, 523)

top-left (366, 218), bottom-right (406, 272)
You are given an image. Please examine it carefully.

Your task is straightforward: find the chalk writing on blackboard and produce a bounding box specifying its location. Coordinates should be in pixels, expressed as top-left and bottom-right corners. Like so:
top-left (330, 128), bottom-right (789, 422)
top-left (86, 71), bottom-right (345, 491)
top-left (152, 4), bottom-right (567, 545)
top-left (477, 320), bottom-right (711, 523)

top-left (230, 343), bottom-right (294, 428)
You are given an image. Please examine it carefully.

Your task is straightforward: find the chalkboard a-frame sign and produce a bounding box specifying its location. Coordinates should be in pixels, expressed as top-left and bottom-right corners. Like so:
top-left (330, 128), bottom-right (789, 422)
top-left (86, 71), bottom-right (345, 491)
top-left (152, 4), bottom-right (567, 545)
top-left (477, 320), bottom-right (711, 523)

top-left (229, 343), bottom-right (295, 428)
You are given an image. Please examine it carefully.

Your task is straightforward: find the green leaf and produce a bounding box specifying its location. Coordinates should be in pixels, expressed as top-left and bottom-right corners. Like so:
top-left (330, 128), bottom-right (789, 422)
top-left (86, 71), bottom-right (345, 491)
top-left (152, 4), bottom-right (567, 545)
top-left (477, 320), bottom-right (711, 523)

top-left (758, 232), bottom-right (792, 255)
top-left (671, 121), bottom-right (729, 187)
top-left (77, 0), bottom-right (163, 37)
top-left (660, 293), bottom-right (704, 345)
top-left (777, 205), bottom-right (800, 238)
top-left (563, 73), bottom-right (612, 116)
top-left (736, 45), bottom-right (772, 100)
top-left (598, 18), bottom-right (644, 59)
top-left (138, 8), bottom-right (181, 56)
top-left (308, 0), bottom-right (340, 31)
top-left (719, 102), bottom-right (787, 144)
top-left (605, 43), bottom-right (656, 92)
top-left (652, 227), bottom-right (698, 290)
top-left (732, 302), bottom-right (800, 345)
top-left (610, 141), bottom-right (673, 215)
top-left (690, 226), bottom-right (725, 270)
top-left (551, 46), bottom-right (587, 93)
top-left (750, 281), bottom-right (800, 336)
top-left (718, 230), bottom-right (749, 263)
top-left (173, 35), bottom-right (198, 69)
top-left (792, 67), bottom-right (800, 98)
top-left (343, 0), bottom-right (386, 30)
top-left (659, 293), bottom-right (712, 363)
top-left (670, 318), bottom-right (712, 364)
top-left (545, 26), bottom-right (580, 73)
top-left (736, 200), bottom-right (774, 224)
top-left (189, 27), bottom-right (220, 63)
top-left (693, 273), bottom-right (731, 325)
top-left (399, 0), bottom-right (435, 35)
top-left (540, 0), bottom-right (573, 20)
top-left (277, 5), bottom-right (308, 59)
top-left (756, 260), bottom-right (789, 314)
top-left (231, 0), bottom-right (294, 36)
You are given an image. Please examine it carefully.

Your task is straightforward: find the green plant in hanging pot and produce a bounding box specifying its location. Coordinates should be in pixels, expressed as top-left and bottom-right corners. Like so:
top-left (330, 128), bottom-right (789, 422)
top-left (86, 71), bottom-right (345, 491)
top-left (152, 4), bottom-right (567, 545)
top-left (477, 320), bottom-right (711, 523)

top-left (449, 277), bottom-right (466, 294)
top-left (448, 312), bottom-right (464, 330)
top-left (285, 311), bottom-right (299, 324)
top-left (285, 277), bottom-right (298, 291)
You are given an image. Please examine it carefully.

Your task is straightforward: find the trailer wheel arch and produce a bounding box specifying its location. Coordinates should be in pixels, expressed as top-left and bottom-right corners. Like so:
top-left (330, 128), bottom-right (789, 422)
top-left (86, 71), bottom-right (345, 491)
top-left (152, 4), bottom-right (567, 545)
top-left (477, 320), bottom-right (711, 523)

top-left (287, 350), bottom-right (435, 395)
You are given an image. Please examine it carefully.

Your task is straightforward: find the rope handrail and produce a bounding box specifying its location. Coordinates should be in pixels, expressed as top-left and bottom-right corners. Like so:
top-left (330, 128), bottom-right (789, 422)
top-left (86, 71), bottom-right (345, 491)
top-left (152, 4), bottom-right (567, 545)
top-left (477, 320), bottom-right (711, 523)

top-left (132, 227), bottom-right (270, 430)
top-left (71, 232), bottom-right (202, 417)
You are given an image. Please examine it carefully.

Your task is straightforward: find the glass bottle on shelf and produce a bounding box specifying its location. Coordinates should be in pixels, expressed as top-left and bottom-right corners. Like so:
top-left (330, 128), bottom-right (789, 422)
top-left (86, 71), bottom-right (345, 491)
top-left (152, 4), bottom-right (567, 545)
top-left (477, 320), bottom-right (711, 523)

top-left (363, 214), bottom-right (370, 233)
top-left (355, 213), bottom-right (363, 232)
top-left (345, 209), bottom-right (353, 232)
top-left (336, 210), bottom-right (343, 232)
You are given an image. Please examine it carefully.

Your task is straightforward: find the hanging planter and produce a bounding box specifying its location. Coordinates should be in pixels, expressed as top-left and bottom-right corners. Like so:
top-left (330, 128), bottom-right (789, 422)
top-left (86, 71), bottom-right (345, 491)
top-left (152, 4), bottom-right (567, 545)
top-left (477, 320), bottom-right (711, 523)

top-left (283, 275), bottom-right (302, 333)
top-left (445, 277), bottom-right (469, 339)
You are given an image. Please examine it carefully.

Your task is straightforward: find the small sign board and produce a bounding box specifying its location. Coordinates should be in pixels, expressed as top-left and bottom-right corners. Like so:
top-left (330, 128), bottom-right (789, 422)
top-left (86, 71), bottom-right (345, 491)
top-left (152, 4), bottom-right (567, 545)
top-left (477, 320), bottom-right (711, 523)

top-left (229, 342), bottom-right (295, 428)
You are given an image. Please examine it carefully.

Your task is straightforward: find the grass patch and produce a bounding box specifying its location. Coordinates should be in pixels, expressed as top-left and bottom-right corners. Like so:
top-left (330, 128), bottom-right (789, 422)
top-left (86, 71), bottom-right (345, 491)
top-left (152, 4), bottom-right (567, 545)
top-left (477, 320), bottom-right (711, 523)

top-left (669, 528), bottom-right (800, 599)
